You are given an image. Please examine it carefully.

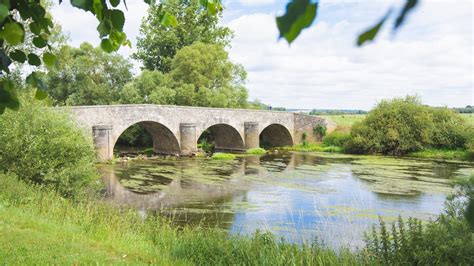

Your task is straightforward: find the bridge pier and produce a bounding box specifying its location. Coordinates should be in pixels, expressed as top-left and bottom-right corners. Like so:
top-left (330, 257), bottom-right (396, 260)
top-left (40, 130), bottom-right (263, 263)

top-left (180, 123), bottom-right (197, 155)
top-left (92, 124), bottom-right (113, 162)
top-left (244, 122), bottom-right (259, 149)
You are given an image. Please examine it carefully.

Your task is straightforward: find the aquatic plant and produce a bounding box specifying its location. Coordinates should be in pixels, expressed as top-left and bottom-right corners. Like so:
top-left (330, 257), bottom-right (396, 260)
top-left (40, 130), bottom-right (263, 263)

top-left (211, 153), bottom-right (236, 160)
top-left (246, 148), bottom-right (267, 155)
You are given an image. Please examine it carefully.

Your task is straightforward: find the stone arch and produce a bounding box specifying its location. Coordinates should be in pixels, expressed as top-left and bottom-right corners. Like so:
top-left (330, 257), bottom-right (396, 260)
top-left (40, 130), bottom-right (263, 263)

top-left (198, 123), bottom-right (245, 152)
top-left (259, 124), bottom-right (293, 148)
top-left (114, 121), bottom-right (180, 155)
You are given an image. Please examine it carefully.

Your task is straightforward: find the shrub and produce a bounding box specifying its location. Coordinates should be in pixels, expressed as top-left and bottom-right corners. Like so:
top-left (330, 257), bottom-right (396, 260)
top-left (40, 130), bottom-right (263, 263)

top-left (143, 148), bottom-right (154, 157)
top-left (0, 93), bottom-right (98, 198)
top-left (198, 139), bottom-right (215, 154)
top-left (211, 153), bottom-right (236, 160)
top-left (323, 132), bottom-right (351, 147)
top-left (430, 107), bottom-right (472, 149)
top-left (313, 124), bottom-right (327, 137)
top-left (246, 148), bottom-right (266, 155)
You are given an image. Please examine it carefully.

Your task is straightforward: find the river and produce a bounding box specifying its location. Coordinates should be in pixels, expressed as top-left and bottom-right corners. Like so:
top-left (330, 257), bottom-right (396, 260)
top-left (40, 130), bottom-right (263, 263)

top-left (99, 152), bottom-right (473, 249)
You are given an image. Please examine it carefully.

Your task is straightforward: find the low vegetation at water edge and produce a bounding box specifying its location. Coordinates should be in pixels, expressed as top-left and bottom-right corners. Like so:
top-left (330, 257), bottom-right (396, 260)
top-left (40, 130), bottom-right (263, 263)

top-left (211, 153), bottom-right (236, 160)
top-left (246, 147), bottom-right (267, 154)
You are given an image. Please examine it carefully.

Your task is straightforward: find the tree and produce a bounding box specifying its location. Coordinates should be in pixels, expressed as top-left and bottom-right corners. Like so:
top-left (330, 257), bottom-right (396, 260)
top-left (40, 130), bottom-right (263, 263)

top-left (170, 42), bottom-right (247, 108)
top-left (120, 42), bottom-right (248, 108)
top-left (46, 42), bottom-right (133, 106)
top-left (133, 0), bottom-right (232, 72)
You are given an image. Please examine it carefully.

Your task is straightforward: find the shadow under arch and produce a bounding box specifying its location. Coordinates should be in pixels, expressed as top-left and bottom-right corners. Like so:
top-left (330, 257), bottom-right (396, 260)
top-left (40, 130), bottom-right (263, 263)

top-left (115, 121), bottom-right (180, 155)
top-left (260, 124), bottom-right (293, 148)
top-left (198, 123), bottom-right (245, 152)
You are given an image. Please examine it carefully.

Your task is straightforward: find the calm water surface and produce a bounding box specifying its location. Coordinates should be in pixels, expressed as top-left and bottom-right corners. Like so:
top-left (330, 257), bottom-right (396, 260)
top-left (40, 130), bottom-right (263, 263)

top-left (99, 152), bottom-right (474, 248)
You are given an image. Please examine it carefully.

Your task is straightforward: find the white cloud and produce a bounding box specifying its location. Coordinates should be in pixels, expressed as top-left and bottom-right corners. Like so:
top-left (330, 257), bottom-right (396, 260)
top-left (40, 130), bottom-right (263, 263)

top-left (226, 1), bottom-right (473, 109)
top-left (238, 0), bottom-right (276, 6)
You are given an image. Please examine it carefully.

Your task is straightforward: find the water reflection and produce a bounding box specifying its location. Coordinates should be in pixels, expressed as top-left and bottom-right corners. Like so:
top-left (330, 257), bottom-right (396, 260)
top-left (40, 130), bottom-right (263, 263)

top-left (99, 152), bottom-right (474, 248)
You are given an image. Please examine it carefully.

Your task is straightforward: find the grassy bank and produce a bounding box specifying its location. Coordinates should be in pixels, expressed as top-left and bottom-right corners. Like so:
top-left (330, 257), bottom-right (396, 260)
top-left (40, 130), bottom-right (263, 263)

top-left (407, 148), bottom-right (472, 161)
top-left (0, 174), bottom-right (361, 264)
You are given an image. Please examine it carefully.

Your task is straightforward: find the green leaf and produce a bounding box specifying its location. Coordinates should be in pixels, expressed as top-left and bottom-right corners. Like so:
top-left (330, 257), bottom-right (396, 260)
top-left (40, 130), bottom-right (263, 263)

top-left (32, 36), bottom-right (47, 48)
top-left (144, 0), bottom-right (156, 5)
top-left (27, 53), bottom-right (41, 66)
top-left (26, 72), bottom-right (48, 100)
top-left (35, 88), bottom-right (48, 100)
top-left (110, 0), bottom-right (120, 7)
top-left (110, 9), bottom-right (125, 31)
top-left (276, 0), bottom-right (318, 44)
top-left (0, 22), bottom-right (25, 45)
top-left (0, 48), bottom-right (11, 72)
top-left (159, 11), bottom-right (178, 27)
top-left (71, 0), bottom-right (93, 11)
top-left (0, 4), bottom-right (9, 23)
top-left (97, 20), bottom-right (110, 37)
top-left (9, 50), bottom-right (26, 63)
top-left (0, 79), bottom-right (20, 111)
top-left (394, 0), bottom-right (418, 30)
top-left (357, 10), bottom-right (391, 46)
top-left (43, 52), bottom-right (56, 68)
top-left (29, 22), bottom-right (41, 35)
top-left (100, 38), bottom-right (114, 52)
top-left (92, 0), bottom-right (104, 19)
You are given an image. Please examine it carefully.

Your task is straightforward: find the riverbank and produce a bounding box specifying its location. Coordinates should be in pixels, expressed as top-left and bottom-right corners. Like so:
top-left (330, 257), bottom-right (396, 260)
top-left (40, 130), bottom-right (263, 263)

top-left (0, 173), bottom-right (360, 264)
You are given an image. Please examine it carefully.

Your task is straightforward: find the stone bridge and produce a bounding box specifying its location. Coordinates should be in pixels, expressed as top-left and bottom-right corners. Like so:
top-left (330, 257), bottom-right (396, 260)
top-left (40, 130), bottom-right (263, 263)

top-left (67, 105), bottom-right (336, 161)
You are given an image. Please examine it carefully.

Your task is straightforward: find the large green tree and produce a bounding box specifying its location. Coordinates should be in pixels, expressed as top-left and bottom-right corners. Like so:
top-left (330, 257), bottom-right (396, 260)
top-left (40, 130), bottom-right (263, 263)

top-left (120, 42), bottom-right (248, 108)
top-left (133, 0), bottom-right (233, 72)
top-left (46, 42), bottom-right (133, 106)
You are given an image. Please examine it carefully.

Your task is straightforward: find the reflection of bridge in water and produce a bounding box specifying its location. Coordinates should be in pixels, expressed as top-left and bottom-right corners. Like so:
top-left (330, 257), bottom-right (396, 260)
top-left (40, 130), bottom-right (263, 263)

top-left (65, 105), bottom-right (335, 161)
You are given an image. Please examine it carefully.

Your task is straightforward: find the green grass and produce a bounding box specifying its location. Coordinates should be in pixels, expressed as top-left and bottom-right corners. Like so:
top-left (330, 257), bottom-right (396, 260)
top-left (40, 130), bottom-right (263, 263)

top-left (408, 148), bottom-right (471, 161)
top-left (0, 174), bottom-right (362, 264)
top-left (280, 143), bottom-right (343, 153)
top-left (461, 113), bottom-right (474, 125)
top-left (246, 147), bottom-right (267, 155)
top-left (320, 114), bottom-right (366, 129)
top-left (211, 152), bottom-right (236, 160)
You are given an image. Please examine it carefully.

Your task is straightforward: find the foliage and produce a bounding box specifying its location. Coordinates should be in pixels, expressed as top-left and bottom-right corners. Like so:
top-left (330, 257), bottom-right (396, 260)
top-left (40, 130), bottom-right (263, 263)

top-left (408, 148), bottom-right (470, 161)
top-left (313, 124), bottom-right (326, 137)
top-left (211, 153), bottom-right (236, 160)
top-left (170, 42), bottom-right (248, 107)
top-left (116, 124), bottom-right (153, 148)
top-left (198, 138), bottom-right (214, 154)
top-left (122, 42), bottom-right (248, 109)
top-left (323, 132), bottom-right (351, 147)
top-left (0, 93), bottom-right (98, 198)
top-left (143, 148), bottom-right (154, 157)
top-left (46, 43), bottom-right (132, 106)
top-left (134, 0), bottom-right (232, 72)
top-left (246, 148), bottom-right (267, 155)
top-left (345, 96), bottom-right (473, 155)
top-left (430, 107), bottom-right (472, 149)
top-left (364, 175), bottom-right (474, 265)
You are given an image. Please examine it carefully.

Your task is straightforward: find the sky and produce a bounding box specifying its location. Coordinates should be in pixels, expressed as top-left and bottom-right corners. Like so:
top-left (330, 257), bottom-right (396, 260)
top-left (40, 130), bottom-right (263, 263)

top-left (51, 0), bottom-right (473, 110)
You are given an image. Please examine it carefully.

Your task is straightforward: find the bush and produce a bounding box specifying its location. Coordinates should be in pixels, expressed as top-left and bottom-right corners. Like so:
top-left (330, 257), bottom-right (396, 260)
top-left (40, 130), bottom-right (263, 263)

top-left (323, 132), bottom-right (351, 147)
top-left (0, 94), bottom-right (98, 198)
top-left (211, 153), bottom-right (236, 160)
top-left (143, 148), bottom-right (154, 157)
top-left (313, 124), bottom-right (327, 137)
top-left (246, 148), bottom-right (266, 155)
top-left (198, 139), bottom-right (215, 154)
top-left (345, 97), bottom-right (474, 155)
top-left (430, 107), bottom-right (472, 149)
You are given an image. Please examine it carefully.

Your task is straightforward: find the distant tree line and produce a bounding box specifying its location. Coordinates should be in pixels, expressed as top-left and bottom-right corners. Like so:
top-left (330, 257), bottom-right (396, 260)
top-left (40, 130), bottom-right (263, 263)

top-left (453, 106), bottom-right (473, 114)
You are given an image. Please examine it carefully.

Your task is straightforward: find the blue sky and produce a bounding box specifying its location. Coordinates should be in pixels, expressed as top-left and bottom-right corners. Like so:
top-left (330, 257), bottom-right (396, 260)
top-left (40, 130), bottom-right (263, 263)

top-left (52, 0), bottom-right (473, 110)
